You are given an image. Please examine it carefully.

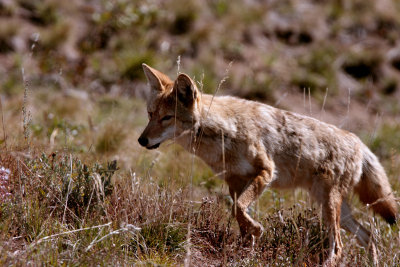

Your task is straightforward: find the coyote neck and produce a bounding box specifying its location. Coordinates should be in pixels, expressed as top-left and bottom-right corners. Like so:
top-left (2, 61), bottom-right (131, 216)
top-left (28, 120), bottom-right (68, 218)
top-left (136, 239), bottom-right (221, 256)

top-left (176, 94), bottom-right (243, 174)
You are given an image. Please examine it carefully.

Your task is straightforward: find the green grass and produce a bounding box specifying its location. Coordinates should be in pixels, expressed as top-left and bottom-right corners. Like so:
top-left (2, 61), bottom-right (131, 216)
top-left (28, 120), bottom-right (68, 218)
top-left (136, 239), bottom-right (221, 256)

top-left (369, 123), bottom-right (400, 159)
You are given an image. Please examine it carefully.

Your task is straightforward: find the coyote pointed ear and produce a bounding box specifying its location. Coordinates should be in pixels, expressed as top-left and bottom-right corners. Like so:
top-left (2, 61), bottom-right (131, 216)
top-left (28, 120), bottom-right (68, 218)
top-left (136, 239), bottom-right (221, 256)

top-left (174, 73), bottom-right (198, 107)
top-left (142, 63), bottom-right (172, 92)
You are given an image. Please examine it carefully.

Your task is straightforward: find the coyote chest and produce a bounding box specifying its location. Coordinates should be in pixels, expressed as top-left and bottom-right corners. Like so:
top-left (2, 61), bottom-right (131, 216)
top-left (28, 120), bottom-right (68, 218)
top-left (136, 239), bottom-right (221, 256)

top-left (182, 132), bottom-right (258, 179)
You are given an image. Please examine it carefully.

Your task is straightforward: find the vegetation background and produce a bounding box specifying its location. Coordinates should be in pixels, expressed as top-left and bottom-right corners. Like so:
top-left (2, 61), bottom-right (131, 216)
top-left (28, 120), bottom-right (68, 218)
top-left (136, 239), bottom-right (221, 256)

top-left (0, 0), bottom-right (399, 265)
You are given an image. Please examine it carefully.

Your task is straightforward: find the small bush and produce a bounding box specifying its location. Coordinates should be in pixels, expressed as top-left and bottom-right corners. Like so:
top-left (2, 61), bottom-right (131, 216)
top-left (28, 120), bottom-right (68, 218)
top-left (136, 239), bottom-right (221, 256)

top-left (95, 123), bottom-right (127, 153)
top-left (342, 52), bottom-right (382, 81)
top-left (60, 158), bottom-right (117, 219)
top-left (119, 51), bottom-right (155, 81)
top-left (134, 223), bottom-right (186, 254)
top-left (369, 124), bottom-right (400, 160)
top-left (18, 0), bottom-right (57, 26)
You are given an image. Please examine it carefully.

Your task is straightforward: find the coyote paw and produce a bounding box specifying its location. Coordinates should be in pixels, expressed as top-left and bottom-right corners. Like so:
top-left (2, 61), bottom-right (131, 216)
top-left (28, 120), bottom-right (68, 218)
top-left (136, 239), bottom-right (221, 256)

top-left (241, 222), bottom-right (264, 243)
top-left (322, 255), bottom-right (338, 267)
top-left (249, 222), bottom-right (264, 238)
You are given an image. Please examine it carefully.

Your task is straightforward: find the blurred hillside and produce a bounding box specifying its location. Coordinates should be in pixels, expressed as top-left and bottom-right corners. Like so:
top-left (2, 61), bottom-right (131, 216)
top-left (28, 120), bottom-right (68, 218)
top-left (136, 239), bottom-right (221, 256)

top-left (1, 0), bottom-right (400, 131)
top-left (1, 1), bottom-right (400, 265)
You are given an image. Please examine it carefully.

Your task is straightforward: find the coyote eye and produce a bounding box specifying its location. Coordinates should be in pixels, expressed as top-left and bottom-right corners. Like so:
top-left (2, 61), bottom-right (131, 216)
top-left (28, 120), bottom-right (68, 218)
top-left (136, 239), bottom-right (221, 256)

top-left (161, 115), bottom-right (173, 121)
top-left (148, 112), bottom-right (153, 119)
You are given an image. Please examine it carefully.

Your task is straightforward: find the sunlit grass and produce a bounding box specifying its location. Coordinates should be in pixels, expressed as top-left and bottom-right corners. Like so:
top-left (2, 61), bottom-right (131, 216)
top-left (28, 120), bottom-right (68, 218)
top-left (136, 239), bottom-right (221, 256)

top-left (1, 74), bottom-right (399, 266)
top-left (0, 0), bottom-right (400, 265)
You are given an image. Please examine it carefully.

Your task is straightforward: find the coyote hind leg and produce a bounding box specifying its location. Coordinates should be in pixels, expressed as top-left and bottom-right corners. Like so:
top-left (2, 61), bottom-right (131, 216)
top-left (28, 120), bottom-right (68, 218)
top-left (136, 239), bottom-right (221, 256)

top-left (341, 201), bottom-right (378, 265)
top-left (321, 189), bottom-right (343, 266)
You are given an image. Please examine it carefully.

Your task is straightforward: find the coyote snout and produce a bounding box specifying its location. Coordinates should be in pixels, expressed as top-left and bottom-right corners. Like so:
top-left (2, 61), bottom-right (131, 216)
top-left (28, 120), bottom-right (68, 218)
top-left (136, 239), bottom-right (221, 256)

top-left (137, 136), bottom-right (159, 149)
top-left (137, 136), bottom-right (148, 147)
top-left (138, 63), bottom-right (398, 266)
top-left (137, 127), bottom-right (169, 149)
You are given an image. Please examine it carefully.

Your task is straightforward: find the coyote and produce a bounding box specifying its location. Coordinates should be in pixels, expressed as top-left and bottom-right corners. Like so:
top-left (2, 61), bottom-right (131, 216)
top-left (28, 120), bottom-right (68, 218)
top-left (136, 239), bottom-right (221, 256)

top-left (138, 64), bottom-right (397, 265)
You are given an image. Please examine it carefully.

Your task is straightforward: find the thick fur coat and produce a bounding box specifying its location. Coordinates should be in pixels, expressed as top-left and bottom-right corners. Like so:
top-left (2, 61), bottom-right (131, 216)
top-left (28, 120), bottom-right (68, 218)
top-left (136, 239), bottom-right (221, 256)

top-left (138, 64), bottom-right (397, 265)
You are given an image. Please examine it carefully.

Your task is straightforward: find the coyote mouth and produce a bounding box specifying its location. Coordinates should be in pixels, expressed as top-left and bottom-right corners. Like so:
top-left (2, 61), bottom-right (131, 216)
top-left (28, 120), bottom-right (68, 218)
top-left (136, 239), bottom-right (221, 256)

top-left (147, 143), bottom-right (160, 149)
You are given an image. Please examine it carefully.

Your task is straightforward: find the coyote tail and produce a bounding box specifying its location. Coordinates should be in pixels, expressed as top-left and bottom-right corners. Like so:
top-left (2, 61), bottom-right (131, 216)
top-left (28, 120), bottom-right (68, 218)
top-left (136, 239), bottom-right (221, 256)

top-left (354, 145), bottom-right (398, 224)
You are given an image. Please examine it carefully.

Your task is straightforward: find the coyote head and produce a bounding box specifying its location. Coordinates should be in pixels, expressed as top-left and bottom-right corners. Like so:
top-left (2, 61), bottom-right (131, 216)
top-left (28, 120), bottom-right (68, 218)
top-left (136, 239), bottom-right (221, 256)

top-left (138, 64), bottom-right (201, 149)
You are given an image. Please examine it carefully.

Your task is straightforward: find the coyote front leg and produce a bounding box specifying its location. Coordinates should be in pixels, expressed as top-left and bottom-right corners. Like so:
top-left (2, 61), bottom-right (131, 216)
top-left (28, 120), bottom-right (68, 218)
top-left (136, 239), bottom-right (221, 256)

top-left (228, 167), bottom-right (274, 238)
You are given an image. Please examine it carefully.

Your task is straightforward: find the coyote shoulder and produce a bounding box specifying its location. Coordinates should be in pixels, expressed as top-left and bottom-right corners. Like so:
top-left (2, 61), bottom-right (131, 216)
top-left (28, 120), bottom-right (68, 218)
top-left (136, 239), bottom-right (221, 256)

top-left (138, 64), bottom-right (397, 265)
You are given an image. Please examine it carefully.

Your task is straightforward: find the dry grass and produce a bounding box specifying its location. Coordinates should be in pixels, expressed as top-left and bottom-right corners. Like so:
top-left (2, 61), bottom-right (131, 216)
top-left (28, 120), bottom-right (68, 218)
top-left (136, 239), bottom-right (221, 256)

top-left (0, 148), bottom-right (398, 266)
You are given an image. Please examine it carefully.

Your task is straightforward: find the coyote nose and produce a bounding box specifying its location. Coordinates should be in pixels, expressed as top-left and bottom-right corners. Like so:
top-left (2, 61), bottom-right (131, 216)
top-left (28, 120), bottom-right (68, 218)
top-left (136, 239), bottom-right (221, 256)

top-left (138, 136), bottom-right (148, 147)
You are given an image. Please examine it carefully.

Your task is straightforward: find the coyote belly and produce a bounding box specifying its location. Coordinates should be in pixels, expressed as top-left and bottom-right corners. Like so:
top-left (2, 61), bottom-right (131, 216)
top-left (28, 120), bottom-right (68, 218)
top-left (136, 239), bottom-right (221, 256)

top-left (138, 64), bottom-right (398, 265)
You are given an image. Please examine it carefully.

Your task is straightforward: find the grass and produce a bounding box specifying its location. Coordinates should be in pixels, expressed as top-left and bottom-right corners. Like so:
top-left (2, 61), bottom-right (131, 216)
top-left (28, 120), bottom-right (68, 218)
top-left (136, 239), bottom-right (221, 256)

top-left (2, 147), bottom-right (397, 266)
top-left (95, 122), bottom-right (127, 153)
top-left (1, 72), bottom-right (399, 266)
top-left (0, 0), bottom-right (400, 265)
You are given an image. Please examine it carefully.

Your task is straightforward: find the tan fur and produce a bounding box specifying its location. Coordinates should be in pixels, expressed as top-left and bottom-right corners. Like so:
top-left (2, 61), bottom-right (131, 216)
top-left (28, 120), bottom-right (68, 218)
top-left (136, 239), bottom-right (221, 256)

top-left (138, 64), bottom-right (398, 265)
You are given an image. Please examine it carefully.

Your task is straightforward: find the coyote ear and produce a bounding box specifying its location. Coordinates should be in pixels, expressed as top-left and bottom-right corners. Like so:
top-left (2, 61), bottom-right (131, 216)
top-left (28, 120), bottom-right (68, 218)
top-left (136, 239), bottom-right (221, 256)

top-left (142, 63), bottom-right (172, 92)
top-left (174, 73), bottom-right (198, 107)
